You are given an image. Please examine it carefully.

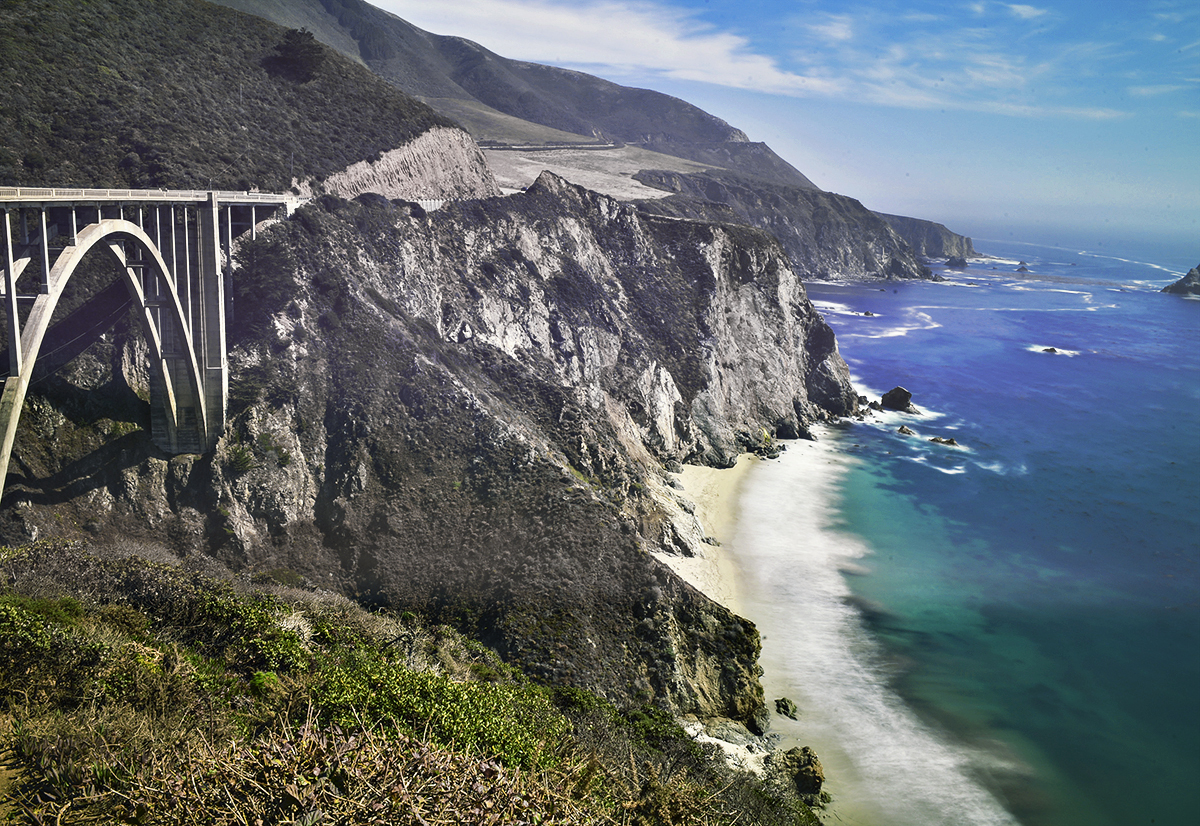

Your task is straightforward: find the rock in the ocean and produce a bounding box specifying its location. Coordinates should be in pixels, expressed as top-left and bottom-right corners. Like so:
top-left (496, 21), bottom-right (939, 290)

top-left (897, 425), bottom-right (916, 435)
top-left (1043, 347), bottom-right (1058, 353)
top-left (1163, 264), bottom-right (1200, 295)
top-left (1017, 264), bottom-right (1030, 272)
top-left (775, 697), bottom-right (799, 720)
top-left (881, 386), bottom-right (920, 414)
top-left (946, 256), bottom-right (968, 268)
top-left (929, 436), bottom-right (960, 446)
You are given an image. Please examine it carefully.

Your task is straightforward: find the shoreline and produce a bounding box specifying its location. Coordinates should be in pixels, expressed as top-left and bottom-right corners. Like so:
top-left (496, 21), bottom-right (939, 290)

top-left (662, 434), bottom-right (881, 825)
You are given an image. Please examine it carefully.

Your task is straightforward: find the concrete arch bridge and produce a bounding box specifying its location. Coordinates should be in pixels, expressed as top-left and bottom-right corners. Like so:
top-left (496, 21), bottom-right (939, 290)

top-left (0, 188), bottom-right (294, 489)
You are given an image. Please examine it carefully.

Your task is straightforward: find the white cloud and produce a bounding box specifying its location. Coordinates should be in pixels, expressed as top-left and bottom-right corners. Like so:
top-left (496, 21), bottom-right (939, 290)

top-left (371, 0), bottom-right (1134, 119)
top-left (1006, 4), bottom-right (1049, 20)
top-left (373, 0), bottom-right (842, 96)
top-left (1129, 84), bottom-right (1186, 96)
top-left (807, 14), bottom-right (854, 43)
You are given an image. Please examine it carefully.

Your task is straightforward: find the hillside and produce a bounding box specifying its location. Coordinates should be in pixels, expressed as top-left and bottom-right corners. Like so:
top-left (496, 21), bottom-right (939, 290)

top-left (212, 0), bottom-right (964, 285)
top-left (0, 0), bottom-right (464, 192)
top-left (0, 540), bottom-right (817, 824)
top-left (212, 0), bottom-right (819, 188)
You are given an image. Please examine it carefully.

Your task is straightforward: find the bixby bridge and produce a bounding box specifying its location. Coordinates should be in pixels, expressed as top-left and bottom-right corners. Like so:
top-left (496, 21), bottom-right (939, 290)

top-left (0, 187), bottom-right (295, 488)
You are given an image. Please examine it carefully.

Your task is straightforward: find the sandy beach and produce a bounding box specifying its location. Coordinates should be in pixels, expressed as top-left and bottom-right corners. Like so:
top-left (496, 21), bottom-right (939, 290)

top-left (666, 434), bottom-right (888, 826)
top-left (657, 453), bottom-right (759, 615)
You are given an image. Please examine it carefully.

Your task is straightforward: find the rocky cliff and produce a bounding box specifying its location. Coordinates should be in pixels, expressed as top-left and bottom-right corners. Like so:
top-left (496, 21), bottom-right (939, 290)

top-left (634, 169), bottom-right (934, 282)
top-left (873, 211), bottom-right (978, 259)
top-left (310, 126), bottom-right (501, 200)
top-left (4, 173), bottom-right (857, 732)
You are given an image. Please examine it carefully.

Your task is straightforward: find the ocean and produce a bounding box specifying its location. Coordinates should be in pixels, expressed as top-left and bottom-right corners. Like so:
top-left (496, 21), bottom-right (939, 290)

top-left (731, 241), bottom-right (1198, 826)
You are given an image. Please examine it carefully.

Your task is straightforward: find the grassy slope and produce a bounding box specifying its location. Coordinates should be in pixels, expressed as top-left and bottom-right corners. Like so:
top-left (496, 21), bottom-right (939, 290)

top-left (0, 541), bottom-right (817, 825)
top-left (0, 0), bottom-right (453, 190)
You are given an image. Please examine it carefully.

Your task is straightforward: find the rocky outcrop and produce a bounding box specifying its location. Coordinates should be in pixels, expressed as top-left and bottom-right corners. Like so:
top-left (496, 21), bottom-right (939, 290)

top-left (767, 746), bottom-right (825, 795)
top-left (634, 169), bottom-right (935, 282)
top-left (1163, 264), bottom-right (1200, 295)
top-left (874, 211), bottom-right (977, 259)
top-left (881, 386), bottom-right (919, 413)
top-left (314, 127), bottom-right (500, 201)
top-left (4, 173), bottom-right (858, 734)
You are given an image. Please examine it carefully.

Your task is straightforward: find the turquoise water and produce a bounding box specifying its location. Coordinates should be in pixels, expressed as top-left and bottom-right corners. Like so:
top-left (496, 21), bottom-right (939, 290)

top-left (740, 243), bottom-right (1198, 826)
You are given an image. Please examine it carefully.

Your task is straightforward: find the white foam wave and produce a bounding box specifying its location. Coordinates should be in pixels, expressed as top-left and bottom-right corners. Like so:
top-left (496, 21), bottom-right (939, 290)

top-left (905, 455), bottom-right (968, 473)
top-left (974, 460), bottom-right (1028, 476)
top-left (812, 299), bottom-right (858, 316)
top-left (733, 438), bottom-right (1020, 826)
top-left (841, 309), bottom-right (941, 339)
top-left (1076, 249), bottom-right (1187, 278)
top-left (1026, 344), bottom-right (1081, 356)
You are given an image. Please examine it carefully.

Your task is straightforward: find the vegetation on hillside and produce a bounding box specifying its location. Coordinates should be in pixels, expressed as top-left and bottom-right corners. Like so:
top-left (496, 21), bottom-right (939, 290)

top-left (0, 540), bottom-right (818, 825)
top-left (0, 0), bottom-right (454, 190)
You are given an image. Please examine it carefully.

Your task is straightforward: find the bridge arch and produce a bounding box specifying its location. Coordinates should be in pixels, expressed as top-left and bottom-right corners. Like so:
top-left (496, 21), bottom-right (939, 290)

top-left (0, 188), bottom-right (293, 489)
top-left (0, 219), bottom-right (208, 486)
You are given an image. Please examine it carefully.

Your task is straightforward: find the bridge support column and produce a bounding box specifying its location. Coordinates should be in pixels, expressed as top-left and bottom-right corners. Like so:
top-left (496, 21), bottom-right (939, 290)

top-left (197, 193), bottom-right (227, 451)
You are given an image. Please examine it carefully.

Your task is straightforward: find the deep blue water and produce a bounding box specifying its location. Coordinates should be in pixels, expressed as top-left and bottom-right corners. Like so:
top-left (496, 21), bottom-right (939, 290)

top-left (796, 243), bottom-right (1199, 825)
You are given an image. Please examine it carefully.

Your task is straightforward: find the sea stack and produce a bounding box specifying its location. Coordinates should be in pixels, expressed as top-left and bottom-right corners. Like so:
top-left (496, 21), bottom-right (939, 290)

top-left (881, 386), bottom-right (920, 414)
top-left (1162, 263), bottom-right (1200, 295)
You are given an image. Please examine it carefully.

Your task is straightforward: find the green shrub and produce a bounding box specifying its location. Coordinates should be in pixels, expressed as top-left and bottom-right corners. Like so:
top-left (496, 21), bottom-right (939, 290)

top-left (0, 594), bottom-right (85, 626)
top-left (315, 648), bottom-right (568, 769)
top-left (227, 443), bottom-right (256, 473)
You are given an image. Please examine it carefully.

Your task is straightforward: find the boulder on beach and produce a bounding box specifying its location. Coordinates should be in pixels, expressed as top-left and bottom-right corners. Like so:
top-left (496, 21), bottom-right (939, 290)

top-left (773, 746), bottom-right (825, 795)
top-left (881, 386), bottom-right (920, 414)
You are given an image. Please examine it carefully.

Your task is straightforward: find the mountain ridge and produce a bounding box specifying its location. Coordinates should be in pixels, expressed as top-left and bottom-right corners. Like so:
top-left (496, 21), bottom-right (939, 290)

top-left (211, 0), bottom-right (820, 188)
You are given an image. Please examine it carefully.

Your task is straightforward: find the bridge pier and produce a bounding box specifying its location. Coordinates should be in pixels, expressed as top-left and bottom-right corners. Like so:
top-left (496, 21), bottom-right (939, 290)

top-left (0, 188), bottom-right (293, 491)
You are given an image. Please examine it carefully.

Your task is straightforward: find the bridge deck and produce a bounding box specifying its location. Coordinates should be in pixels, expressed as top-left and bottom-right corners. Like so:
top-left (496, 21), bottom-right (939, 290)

top-left (0, 187), bottom-right (293, 208)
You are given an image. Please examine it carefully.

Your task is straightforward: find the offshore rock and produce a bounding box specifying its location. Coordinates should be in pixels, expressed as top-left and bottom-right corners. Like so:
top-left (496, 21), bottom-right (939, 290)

top-left (1163, 264), bottom-right (1200, 295)
top-left (881, 386), bottom-right (919, 413)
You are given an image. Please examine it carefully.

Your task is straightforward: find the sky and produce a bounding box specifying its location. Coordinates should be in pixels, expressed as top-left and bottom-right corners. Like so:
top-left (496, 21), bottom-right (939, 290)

top-left (372, 0), bottom-right (1198, 261)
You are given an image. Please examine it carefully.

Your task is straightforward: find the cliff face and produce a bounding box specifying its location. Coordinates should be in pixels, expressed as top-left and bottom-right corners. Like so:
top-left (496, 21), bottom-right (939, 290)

top-left (873, 211), bottom-right (977, 258)
top-left (316, 126), bottom-right (501, 201)
top-left (634, 170), bottom-right (934, 282)
top-left (4, 173), bottom-right (856, 731)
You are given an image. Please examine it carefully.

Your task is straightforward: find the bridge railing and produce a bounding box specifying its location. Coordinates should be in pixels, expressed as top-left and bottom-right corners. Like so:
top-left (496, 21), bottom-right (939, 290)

top-left (0, 187), bottom-right (292, 204)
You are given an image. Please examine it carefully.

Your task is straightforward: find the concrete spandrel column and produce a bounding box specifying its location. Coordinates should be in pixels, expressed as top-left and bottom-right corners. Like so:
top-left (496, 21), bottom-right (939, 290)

top-left (198, 193), bottom-right (226, 450)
